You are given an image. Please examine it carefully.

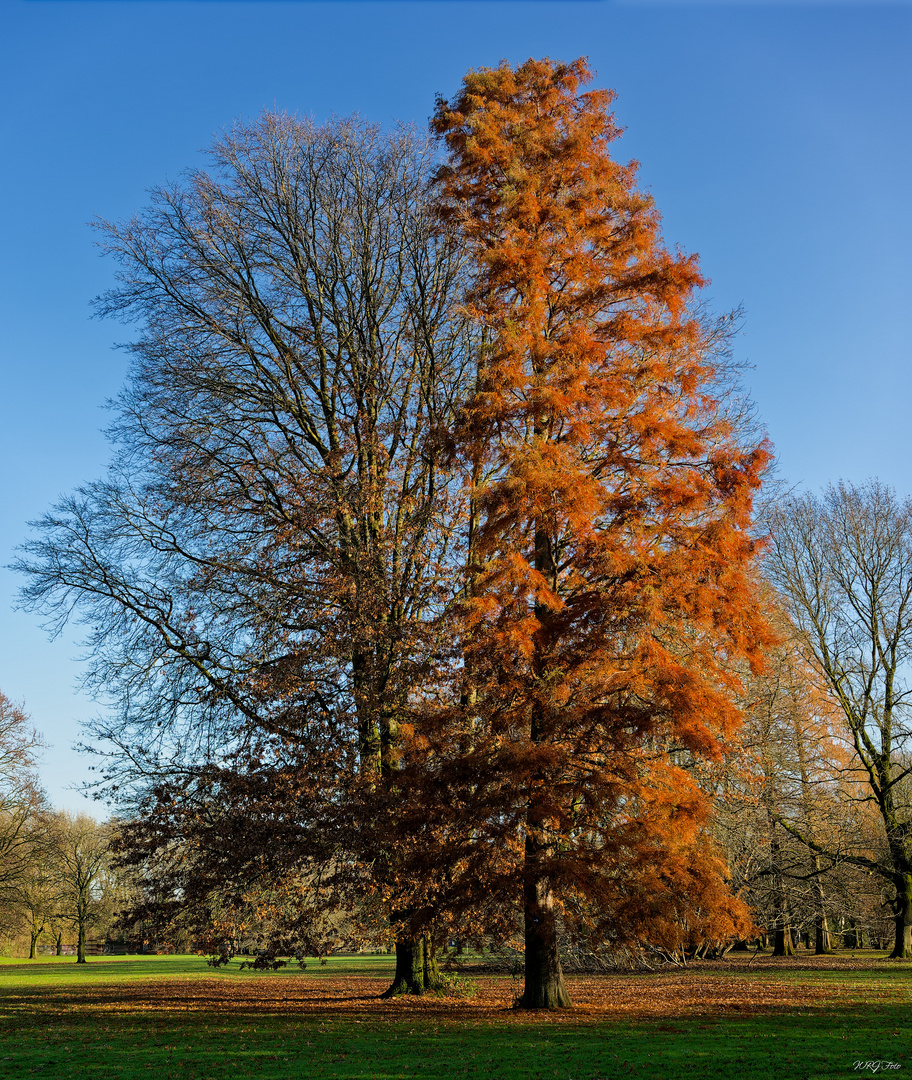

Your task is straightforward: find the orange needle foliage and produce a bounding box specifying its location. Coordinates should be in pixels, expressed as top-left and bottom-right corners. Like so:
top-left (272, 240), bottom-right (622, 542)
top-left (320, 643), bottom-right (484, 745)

top-left (429, 58), bottom-right (776, 1008)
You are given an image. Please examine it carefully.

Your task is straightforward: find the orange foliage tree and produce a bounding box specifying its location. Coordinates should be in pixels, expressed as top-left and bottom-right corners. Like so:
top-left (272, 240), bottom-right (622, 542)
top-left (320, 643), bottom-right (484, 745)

top-left (430, 58), bottom-right (775, 1008)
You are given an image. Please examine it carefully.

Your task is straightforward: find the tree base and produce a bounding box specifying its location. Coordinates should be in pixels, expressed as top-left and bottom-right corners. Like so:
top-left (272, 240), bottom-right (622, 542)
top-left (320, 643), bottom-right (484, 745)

top-left (514, 954), bottom-right (572, 1011)
top-left (381, 933), bottom-right (443, 997)
top-left (380, 975), bottom-right (447, 998)
top-left (513, 983), bottom-right (572, 1010)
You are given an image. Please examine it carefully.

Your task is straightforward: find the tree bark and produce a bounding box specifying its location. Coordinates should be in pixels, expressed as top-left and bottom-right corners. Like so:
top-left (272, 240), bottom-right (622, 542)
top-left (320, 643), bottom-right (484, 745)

top-left (382, 931), bottom-right (442, 996)
top-left (772, 925), bottom-right (795, 957)
top-left (814, 914), bottom-right (832, 955)
top-left (812, 855), bottom-right (833, 954)
top-left (889, 872), bottom-right (912, 958)
top-left (76, 915), bottom-right (86, 964)
top-left (513, 528), bottom-right (571, 1011)
top-left (516, 832), bottom-right (571, 1009)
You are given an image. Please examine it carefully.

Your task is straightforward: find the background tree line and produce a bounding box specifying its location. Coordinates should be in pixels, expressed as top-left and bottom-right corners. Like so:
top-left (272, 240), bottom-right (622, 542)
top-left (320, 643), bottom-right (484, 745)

top-left (10, 58), bottom-right (912, 1003)
top-left (0, 693), bottom-right (121, 960)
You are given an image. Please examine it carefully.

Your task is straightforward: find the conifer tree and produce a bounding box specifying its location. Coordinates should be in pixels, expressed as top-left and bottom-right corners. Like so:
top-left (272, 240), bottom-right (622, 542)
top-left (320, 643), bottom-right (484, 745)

top-left (432, 57), bottom-right (774, 1008)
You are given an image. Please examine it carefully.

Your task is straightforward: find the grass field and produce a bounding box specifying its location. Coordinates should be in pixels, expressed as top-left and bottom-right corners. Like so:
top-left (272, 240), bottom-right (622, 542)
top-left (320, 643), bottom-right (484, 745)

top-left (0, 951), bottom-right (908, 1079)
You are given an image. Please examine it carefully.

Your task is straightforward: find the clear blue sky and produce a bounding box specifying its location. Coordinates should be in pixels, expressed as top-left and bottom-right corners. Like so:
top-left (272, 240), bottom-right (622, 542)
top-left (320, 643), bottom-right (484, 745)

top-left (1, 0), bottom-right (909, 812)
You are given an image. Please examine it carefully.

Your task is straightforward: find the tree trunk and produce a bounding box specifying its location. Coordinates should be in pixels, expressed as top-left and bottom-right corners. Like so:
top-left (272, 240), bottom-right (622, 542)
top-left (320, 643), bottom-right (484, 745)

top-left (29, 928), bottom-right (42, 959)
top-left (768, 820), bottom-right (794, 957)
top-left (55, 932), bottom-right (63, 956)
top-left (772, 925), bottom-right (795, 957)
top-left (514, 532), bottom-right (571, 1012)
top-left (812, 855), bottom-right (832, 954)
top-left (382, 931), bottom-right (442, 996)
top-left (814, 913), bottom-right (832, 954)
top-left (77, 917), bottom-right (87, 964)
top-left (889, 873), bottom-right (912, 959)
top-left (515, 837), bottom-right (571, 1010)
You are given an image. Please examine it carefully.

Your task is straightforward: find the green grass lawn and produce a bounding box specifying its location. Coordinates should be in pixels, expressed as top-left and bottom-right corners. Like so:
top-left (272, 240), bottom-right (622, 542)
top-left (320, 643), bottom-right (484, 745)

top-left (0, 952), bottom-right (397, 983)
top-left (0, 953), bottom-right (908, 1079)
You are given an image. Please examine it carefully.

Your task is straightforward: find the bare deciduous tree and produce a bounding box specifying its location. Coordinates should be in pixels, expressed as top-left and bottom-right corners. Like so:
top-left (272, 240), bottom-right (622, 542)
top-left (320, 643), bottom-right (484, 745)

top-left (766, 480), bottom-right (912, 957)
top-left (0, 693), bottom-right (46, 924)
top-left (50, 813), bottom-right (114, 963)
top-left (16, 113), bottom-right (474, 992)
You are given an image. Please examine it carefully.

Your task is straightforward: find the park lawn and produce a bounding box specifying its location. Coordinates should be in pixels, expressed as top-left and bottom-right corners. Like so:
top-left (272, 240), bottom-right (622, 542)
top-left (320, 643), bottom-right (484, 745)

top-left (0, 952), bottom-right (397, 984)
top-left (0, 953), bottom-right (908, 1079)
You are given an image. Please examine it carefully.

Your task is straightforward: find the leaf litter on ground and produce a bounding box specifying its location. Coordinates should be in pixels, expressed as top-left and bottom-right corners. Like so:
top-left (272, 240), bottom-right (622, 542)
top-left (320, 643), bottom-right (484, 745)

top-left (3, 954), bottom-right (908, 1027)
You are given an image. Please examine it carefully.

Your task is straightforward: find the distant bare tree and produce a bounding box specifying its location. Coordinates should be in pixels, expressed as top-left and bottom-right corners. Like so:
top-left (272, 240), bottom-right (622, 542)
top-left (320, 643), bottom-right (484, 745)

top-left (0, 692), bottom-right (46, 921)
top-left (766, 480), bottom-right (912, 957)
top-left (50, 813), bottom-right (113, 963)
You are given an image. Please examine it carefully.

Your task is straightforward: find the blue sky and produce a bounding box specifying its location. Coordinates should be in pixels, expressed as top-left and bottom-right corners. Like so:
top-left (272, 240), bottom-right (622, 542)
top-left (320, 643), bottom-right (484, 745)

top-left (1, 0), bottom-right (909, 812)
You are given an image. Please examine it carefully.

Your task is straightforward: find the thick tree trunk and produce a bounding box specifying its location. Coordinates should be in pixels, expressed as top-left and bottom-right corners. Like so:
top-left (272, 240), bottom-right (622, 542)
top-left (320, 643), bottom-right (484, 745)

top-left (514, 530), bottom-right (571, 1012)
top-left (29, 928), bottom-right (41, 959)
top-left (772, 926), bottom-right (794, 957)
top-left (889, 873), bottom-right (912, 959)
top-left (382, 931), bottom-right (442, 996)
top-left (515, 836), bottom-right (571, 1010)
top-left (55, 932), bottom-right (63, 956)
